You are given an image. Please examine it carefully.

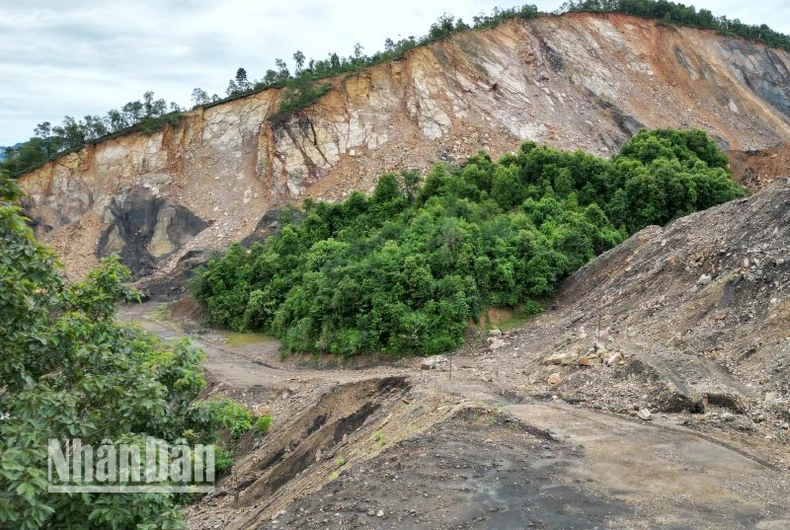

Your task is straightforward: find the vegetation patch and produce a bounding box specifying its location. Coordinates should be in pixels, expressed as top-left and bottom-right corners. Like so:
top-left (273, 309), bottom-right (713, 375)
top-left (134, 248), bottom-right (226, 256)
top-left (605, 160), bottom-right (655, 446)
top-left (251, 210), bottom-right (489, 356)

top-left (0, 171), bottom-right (259, 529)
top-left (191, 129), bottom-right (745, 357)
top-left (269, 79), bottom-right (333, 125)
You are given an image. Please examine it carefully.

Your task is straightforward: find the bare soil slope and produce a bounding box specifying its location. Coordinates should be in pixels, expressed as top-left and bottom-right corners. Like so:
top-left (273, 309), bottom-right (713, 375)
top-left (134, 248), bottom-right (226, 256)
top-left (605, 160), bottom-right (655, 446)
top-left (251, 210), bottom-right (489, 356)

top-left (18, 12), bottom-right (790, 282)
top-left (119, 178), bottom-right (790, 529)
top-left (729, 143), bottom-right (790, 191)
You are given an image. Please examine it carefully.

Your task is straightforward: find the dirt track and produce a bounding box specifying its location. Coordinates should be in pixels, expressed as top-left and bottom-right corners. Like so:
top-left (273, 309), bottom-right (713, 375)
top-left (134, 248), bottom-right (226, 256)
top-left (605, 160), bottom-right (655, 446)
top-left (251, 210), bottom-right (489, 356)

top-left (118, 302), bottom-right (790, 529)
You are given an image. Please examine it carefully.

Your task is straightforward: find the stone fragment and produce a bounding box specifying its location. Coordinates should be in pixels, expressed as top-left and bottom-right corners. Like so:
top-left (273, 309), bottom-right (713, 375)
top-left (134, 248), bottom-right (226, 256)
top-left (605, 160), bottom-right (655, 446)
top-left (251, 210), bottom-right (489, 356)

top-left (489, 338), bottom-right (507, 350)
top-left (252, 404), bottom-right (271, 417)
top-left (420, 355), bottom-right (447, 370)
top-left (579, 355), bottom-right (600, 366)
top-left (605, 351), bottom-right (624, 366)
top-left (542, 352), bottom-right (576, 366)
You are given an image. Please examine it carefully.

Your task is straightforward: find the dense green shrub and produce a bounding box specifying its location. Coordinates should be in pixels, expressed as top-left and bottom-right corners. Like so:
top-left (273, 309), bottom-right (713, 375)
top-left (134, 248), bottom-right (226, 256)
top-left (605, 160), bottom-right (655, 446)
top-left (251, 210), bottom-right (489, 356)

top-left (252, 415), bottom-right (273, 435)
top-left (0, 169), bottom-right (257, 529)
top-left (191, 129), bottom-right (745, 357)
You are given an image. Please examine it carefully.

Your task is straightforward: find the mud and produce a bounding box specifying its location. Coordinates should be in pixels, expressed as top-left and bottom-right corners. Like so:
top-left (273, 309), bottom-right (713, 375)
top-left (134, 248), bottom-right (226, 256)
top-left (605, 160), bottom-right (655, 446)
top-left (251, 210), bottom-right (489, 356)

top-left (117, 297), bottom-right (790, 530)
top-left (119, 180), bottom-right (790, 530)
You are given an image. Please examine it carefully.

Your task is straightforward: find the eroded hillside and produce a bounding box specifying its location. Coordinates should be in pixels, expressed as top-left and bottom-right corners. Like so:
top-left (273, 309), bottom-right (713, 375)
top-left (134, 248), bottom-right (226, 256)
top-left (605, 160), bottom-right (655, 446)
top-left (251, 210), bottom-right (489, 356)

top-left (118, 178), bottom-right (790, 529)
top-left (17, 12), bottom-right (790, 283)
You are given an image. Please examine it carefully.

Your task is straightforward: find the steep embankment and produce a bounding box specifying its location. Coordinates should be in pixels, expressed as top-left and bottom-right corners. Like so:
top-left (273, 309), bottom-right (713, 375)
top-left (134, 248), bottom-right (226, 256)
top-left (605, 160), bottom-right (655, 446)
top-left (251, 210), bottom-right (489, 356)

top-left (17, 12), bottom-right (790, 283)
top-left (463, 177), bottom-right (790, 460)
top-left (729, 142), bottom-right (790, 191)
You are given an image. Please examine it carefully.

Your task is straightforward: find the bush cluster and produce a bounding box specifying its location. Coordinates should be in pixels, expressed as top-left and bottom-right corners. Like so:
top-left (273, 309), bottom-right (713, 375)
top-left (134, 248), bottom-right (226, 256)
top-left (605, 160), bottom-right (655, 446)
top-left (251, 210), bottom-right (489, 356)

top-left (191, 129), bottom-right (744, 357)
top-left (0, 170), bottom-right (263, 529)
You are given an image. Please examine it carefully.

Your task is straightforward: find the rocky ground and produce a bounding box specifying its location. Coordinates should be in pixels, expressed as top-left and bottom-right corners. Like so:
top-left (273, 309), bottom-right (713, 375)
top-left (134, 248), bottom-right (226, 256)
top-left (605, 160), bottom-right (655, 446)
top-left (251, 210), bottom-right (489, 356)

top-left (729, 143), bottom-right (790, 192)
top-left (116, 178), bottom-right (790, 529)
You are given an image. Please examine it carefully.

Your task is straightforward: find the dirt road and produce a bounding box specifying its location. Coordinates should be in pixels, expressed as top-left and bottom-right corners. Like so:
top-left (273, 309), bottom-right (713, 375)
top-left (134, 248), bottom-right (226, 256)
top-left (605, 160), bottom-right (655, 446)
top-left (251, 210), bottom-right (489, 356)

top-left (119, 302), bottom-right (790, 529)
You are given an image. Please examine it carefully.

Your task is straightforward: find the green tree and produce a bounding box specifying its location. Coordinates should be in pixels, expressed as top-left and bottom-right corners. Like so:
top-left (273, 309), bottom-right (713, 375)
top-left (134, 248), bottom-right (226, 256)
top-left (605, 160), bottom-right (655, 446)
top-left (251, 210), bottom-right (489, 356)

top-left (293, 51), bottom-right (306, 73)
top-left (193, 129), bottom-right (744, 358)
top-left (191, 88), bottom-right (211, 106)
top-left (274, 58), bottom-right (290, 80)
top-left (235, 68), bottom-right (252, 92)
top-left (0, 169), bottom-right (255, 529)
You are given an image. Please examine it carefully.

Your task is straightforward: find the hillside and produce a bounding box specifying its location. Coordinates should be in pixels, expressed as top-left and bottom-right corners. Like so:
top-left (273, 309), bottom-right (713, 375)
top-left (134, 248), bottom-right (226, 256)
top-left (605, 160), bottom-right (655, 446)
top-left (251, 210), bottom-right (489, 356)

top-left (118, 177), bottom-right (790, 529)
top-left (16, 11), bottom-right (790, 285)
top-left (7, 7), bottom-right (790, 528)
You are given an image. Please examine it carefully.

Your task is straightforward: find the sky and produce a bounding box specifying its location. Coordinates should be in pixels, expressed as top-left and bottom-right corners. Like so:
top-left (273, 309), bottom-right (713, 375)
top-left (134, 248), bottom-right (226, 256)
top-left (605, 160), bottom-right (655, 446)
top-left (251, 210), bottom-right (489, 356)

top-left (0, 0), bottom-right (788, 145)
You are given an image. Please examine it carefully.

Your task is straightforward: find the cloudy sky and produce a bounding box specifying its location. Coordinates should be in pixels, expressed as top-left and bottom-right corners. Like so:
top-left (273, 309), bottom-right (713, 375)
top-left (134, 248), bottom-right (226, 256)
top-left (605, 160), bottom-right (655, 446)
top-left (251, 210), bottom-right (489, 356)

top-left (1, 0), bottom-right (788, 145)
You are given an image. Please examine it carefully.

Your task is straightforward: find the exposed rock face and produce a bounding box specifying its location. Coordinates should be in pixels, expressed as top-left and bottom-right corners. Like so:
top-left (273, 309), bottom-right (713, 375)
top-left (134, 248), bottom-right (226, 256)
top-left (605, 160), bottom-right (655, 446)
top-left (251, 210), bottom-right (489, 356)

top-left (16, 12), bottom-right (790, 282)
top-left (97, 189), bottom-right (208, 278)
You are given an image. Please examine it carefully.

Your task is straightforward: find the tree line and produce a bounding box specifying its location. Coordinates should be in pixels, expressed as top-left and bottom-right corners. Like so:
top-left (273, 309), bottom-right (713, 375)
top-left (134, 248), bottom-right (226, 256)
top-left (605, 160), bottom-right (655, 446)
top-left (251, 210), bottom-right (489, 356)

top-left (560, 0), bottom-right (790, 52)
top-left (191, 129), bottom-right (746, 357)
top-left (4, 1), bottom-right (789, 178)
top-left (2, 91), bottom-right (184, 177)
top-left (204, 4), bottom-right (542, 102)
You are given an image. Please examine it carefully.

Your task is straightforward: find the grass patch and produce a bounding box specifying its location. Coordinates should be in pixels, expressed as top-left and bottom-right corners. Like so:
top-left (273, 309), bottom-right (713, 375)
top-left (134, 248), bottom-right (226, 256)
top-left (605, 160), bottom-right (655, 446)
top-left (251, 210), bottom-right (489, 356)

top-left (215, 329), bottom-right (277, 347)
top-left (372, 431), bottom-right (387, 447)
top-left (252, 415), bottom-right (272, 435)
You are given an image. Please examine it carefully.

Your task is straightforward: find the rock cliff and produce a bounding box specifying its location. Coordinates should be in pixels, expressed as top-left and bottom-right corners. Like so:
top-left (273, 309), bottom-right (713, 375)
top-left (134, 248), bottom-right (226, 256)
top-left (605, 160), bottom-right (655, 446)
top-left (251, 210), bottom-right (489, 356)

top-left (17, 12), bottom-right (790, 283)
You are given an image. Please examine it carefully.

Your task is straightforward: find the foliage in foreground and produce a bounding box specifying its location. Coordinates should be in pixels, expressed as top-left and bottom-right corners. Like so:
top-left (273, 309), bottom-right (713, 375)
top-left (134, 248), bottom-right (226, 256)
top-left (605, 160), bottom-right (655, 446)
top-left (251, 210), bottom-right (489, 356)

top-left (191, 129), bottom-right (745, 357)
top-left (0, 171), bottom-right (259, 529)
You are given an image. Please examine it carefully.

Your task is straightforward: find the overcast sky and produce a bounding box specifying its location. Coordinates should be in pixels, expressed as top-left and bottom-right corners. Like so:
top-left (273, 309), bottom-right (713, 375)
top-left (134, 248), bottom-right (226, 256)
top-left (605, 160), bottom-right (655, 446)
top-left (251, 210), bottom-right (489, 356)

top-left (0, 0), bottom-right (787, 145)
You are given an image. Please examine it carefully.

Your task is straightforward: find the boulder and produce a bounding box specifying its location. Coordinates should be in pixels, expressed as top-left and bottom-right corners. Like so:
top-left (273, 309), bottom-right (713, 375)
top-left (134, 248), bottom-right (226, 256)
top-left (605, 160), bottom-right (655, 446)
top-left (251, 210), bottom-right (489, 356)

top-left (637, 408), bottom-right (653, 421)
top-left (420, 355), bottom-right (448, 370)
